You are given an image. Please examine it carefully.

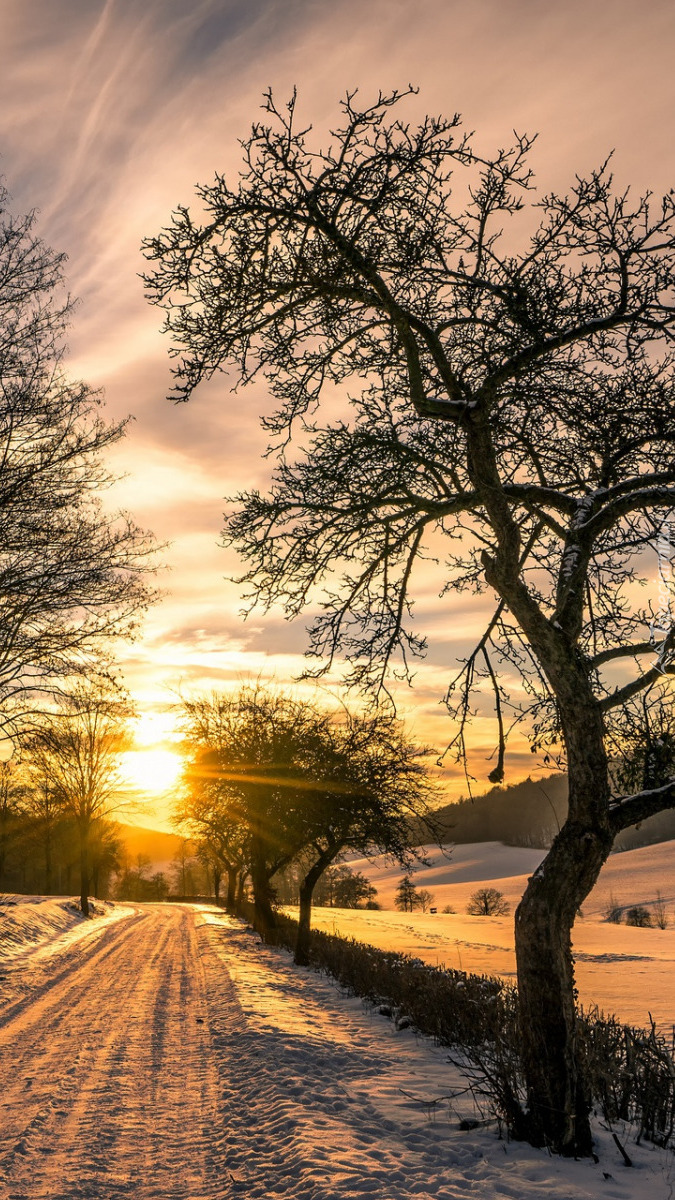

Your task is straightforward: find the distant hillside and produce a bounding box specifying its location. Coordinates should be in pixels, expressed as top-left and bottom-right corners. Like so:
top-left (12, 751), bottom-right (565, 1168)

top-left (427, 775), bottom-right (568, 849)
top-left (426, 775), bottom-right (675, 852)
top-left (116, 824), bottom-right (185, 868)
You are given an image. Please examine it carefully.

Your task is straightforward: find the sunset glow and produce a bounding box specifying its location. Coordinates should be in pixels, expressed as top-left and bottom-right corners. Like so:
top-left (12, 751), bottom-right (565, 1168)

top-left (2, 0), bottom-right (672, 826)
top-left (119, 748), bottom-right (184, 797)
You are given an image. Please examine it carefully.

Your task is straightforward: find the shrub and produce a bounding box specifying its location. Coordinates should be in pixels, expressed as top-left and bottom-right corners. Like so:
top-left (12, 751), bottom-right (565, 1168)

top-left (604, 894), bottom-right (623, 923)
top-left (466, 888), bottom-right (510, 917)
top-left (625, 905), bottom-right (653, 928)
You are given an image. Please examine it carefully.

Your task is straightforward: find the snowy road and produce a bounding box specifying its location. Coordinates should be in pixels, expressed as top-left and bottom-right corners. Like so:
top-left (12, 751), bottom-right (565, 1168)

top-left (0, 905), bottom-right (226, 1199)
top-left (0, 903), bottom-right (671, 1199)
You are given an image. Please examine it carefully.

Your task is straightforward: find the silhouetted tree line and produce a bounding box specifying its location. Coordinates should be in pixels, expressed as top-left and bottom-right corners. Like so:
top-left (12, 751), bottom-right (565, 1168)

top-left (174, 684), bottom-right (436, 964)
top-left (0, 767), bottom-right (122, 899)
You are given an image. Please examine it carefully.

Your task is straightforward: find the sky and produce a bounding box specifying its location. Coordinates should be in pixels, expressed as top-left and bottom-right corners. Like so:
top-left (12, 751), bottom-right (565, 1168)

top-left (1, 0), bottom-right (674, 825)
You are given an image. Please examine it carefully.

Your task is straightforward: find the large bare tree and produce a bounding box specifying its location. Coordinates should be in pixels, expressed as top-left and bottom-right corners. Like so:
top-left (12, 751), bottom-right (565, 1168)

top-left (0, 185), bottom-right (155, 730)
top-left (144, 89), bottom-right (675, 1156)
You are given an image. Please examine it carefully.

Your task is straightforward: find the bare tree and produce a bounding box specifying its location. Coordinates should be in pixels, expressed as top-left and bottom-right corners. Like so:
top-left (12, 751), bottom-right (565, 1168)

top-left (414, 888), bottom-right (435, 913)
top-left (145, 89), bottom-right (675, 1155)
top-left (25, 680), bottom-right (133, 915)
top-left (466, 887), bottom-right (510, 917)
top-left (179, 685), bottom-right (332, 940)
top-left (0, 184), bottom-right (155, 733)
top-left (287, 705), bottom-right (435, 965)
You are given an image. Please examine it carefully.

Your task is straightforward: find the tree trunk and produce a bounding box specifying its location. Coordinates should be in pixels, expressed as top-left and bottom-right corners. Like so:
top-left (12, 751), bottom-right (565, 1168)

top-left (514, 706), bottom-right (613, 1156)
top-left (295, 881), bottom-right (314, 966)
top-left (79, 824), bottom-right (91, 917)
top-left (226, 865), bottom-right (237, 911)
top-left (235, 869), bottom-right (247, 910)
top-left (213, 865), bottom-right (222, 900)
top-left (515, 824), bottom-right (610, 1153)
top-left (250, 838), bottom-right (276, 942)
top-left (481, 545), bottom-right (615, 1155)
top-left (295, 849), bottom-right (341, 967)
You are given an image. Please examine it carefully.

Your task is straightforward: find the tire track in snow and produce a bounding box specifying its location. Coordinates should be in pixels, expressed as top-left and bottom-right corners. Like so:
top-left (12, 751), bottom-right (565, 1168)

top-left (0, 905), bottom-right (229, 1199)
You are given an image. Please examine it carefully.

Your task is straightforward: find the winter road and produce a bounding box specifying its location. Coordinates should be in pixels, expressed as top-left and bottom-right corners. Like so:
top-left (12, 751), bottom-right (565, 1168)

top-left (0, 905), bottom-right (228, 1199)
top-left (0, 903), bottom-right (668, 1200)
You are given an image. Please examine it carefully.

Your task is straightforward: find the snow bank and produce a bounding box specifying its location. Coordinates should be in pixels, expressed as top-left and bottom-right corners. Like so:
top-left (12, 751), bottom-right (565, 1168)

top-left (0, 895), bottom-right (129, 962)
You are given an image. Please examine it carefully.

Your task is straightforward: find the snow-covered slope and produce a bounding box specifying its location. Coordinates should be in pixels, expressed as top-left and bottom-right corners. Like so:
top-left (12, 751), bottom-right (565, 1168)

top-left (0, 895), bottom-right (132, 966)
top-left (347, 838), bottom-right (674, 915)
top-left (303, 840), bottom-right (675, 1031)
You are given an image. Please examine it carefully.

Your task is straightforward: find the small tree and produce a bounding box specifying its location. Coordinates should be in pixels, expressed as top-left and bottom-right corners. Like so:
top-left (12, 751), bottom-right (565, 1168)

top-left (288, 706), bottom-right (435, 964)
top-left (333, 868), bottom-right (378, 909)
top-left (467, 887), bottom-right (510, 917)
top-left (25, 680), bottom-right (133, 915)
top-left (395, 875), bottom-right (419, 912)
top-left (414, 887), bottom-right (435, 913)
top-left (653, 891), bottom-right (669, 930)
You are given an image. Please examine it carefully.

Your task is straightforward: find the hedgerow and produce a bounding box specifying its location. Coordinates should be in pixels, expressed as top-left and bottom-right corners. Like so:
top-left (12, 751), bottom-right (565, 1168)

top-left (235, 901), bottom-right (675, 1149)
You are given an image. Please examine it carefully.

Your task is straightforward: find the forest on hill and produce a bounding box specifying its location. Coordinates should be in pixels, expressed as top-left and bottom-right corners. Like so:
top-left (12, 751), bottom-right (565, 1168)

top-left (429, 775), bottom-right (675, 852)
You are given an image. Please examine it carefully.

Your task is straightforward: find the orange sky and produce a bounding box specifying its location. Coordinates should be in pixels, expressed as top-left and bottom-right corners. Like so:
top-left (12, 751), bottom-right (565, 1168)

top-left (2, 0), bottom-right (674, 825)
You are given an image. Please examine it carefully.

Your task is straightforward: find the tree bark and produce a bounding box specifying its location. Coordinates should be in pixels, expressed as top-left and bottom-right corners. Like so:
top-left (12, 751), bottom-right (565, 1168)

top-left (515, 822), bottom-right (611, 1154)
top-left (514, 693), bottom-right (613, 1155)
top-left (480, 541), bottom-right (616, 1155)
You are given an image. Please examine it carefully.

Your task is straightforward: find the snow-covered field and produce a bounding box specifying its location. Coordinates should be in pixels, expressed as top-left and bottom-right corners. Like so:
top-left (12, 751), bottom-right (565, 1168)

top-left (304, 840), bottom-right (675, 1031)
top-left (1, 899), bottom-right (672, 1199)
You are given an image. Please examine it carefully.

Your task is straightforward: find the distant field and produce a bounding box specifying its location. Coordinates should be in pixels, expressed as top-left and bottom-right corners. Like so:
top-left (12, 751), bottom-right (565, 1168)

top-left (298, 840), bottom-right (675, 1032)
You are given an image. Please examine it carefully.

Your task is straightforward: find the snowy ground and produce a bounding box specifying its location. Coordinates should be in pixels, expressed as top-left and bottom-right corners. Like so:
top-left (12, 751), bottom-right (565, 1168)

top-left (0, 900), bottom-right (673, 1198)
top-left (315, 840), bottom-right (675, 1031)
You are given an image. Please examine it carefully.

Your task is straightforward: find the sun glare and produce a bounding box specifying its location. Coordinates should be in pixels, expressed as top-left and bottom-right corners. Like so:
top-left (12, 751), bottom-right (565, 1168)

top-left (119, 748), bottom-right (184, 796)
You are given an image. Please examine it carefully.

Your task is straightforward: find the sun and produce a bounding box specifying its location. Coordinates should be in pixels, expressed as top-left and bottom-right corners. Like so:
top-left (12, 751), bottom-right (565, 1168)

top-left (119, 747), bottom-right (184, 796)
